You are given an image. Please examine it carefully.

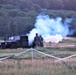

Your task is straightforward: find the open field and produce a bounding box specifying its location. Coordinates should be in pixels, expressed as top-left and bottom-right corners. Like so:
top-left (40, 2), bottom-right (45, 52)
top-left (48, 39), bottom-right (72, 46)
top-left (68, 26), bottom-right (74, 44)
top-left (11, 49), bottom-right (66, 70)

top-left (0, 47), bottom-right (76, 75)
top-left (0, 47), bottom-right (76, 58)
top-left (0, 58), bottom-right (76, 75)
top-left (0, 37), bottom-right (76, 75)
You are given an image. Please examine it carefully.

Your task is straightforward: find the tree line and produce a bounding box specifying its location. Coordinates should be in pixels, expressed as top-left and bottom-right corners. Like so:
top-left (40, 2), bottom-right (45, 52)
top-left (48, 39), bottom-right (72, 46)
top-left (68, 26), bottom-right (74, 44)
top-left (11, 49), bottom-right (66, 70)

top-left (0, 0), bottom-right (76, 38)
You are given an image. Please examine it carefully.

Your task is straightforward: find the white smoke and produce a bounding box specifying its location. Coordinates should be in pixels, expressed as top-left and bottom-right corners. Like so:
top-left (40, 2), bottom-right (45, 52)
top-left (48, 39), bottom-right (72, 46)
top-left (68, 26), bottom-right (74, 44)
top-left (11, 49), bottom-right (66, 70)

top-left (28, 14), bottom-right (73, 45)
top-left (44, 34), bottom-right (63, 43)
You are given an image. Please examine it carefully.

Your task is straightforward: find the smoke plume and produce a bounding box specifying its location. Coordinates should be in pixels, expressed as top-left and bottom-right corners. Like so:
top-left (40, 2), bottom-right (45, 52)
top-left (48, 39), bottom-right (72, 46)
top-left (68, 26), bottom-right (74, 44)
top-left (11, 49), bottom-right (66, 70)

top-left (28, 14), bottom-right (73, 45)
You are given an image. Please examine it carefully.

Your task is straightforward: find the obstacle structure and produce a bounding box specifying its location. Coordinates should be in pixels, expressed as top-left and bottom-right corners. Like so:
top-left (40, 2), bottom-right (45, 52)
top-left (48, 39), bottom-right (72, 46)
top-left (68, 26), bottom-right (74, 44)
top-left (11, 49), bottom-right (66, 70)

top-left (0, 48), bottom-right (76, 61)
top-left (0, 48), bottom-right (76, 69)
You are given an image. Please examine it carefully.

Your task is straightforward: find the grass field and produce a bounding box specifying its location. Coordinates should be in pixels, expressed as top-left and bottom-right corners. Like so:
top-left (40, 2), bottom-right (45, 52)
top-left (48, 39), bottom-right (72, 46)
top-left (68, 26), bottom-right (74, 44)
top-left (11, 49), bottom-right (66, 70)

top-left (0, 37), bottom-right (76, 75)
top-left (0, 47), bottom-right (76, 75)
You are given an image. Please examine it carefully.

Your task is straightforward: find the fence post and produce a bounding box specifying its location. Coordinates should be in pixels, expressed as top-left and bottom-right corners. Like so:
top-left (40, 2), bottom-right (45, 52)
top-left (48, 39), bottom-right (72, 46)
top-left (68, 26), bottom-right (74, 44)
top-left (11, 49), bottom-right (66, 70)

top-left (31, 48), bottom-right (34, 60)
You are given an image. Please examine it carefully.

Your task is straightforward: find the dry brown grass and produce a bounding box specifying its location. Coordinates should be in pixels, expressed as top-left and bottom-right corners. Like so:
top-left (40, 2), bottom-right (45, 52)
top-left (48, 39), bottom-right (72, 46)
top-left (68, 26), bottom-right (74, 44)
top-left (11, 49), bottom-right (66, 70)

top-left (0, 46), bottom-right (76, 75)
top-left (0, 58), bottom-right (76, 75)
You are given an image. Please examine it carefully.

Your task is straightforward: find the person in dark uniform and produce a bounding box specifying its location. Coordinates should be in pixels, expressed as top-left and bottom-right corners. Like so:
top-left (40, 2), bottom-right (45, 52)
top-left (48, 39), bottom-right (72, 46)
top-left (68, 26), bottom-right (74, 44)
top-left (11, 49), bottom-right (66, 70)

top-left (39, 35), bottom-right (44, 47)
top-left (34, 33), bottom-right (40, 47)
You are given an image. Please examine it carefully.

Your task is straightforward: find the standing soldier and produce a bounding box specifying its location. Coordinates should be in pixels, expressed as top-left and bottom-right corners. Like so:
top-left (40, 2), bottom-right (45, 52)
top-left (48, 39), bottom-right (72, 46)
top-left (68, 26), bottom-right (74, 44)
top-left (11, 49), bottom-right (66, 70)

top-left (39, 35), bottom-right (43, 47)
top-left (34, 33), bottom-right (40, 48)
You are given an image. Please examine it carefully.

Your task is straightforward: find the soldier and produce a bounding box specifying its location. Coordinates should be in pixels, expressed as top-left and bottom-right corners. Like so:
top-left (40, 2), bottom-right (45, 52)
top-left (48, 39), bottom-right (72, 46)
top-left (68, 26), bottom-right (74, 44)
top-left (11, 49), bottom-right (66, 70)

top-left (39, 35), bottom-right (43, 47)
top-left (34, 33), bottom-right (40, 48)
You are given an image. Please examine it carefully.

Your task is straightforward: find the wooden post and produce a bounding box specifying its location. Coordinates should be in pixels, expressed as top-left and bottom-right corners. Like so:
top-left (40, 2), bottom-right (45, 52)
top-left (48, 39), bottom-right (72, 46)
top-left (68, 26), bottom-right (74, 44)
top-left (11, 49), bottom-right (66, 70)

top-left (31, 48), bottom-right (34, 61)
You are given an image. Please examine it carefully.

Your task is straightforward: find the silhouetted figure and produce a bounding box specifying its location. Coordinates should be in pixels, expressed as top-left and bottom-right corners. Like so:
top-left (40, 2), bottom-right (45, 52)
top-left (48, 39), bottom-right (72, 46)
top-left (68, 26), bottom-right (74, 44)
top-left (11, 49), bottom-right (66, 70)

top-left (39, 35), bottom-right (43, 47)
top-left (34, 33), bottom-right (40, 48)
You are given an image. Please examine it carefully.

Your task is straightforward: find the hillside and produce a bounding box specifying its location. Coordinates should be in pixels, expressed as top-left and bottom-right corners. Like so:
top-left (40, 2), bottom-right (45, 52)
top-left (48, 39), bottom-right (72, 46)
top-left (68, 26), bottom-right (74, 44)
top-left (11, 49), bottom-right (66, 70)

top-left (0, 0), bottom-right (76, 10)
top-left (32, 0), bottom-right (76, 10)
top-left (0, 0), bottom-right (76, 38)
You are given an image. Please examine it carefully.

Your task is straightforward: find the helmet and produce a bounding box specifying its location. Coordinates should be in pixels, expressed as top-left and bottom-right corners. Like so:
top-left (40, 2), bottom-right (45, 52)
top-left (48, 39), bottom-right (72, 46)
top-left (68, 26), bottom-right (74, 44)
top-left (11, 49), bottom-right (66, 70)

top-left (36, 33), bottom-right (38, 35)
